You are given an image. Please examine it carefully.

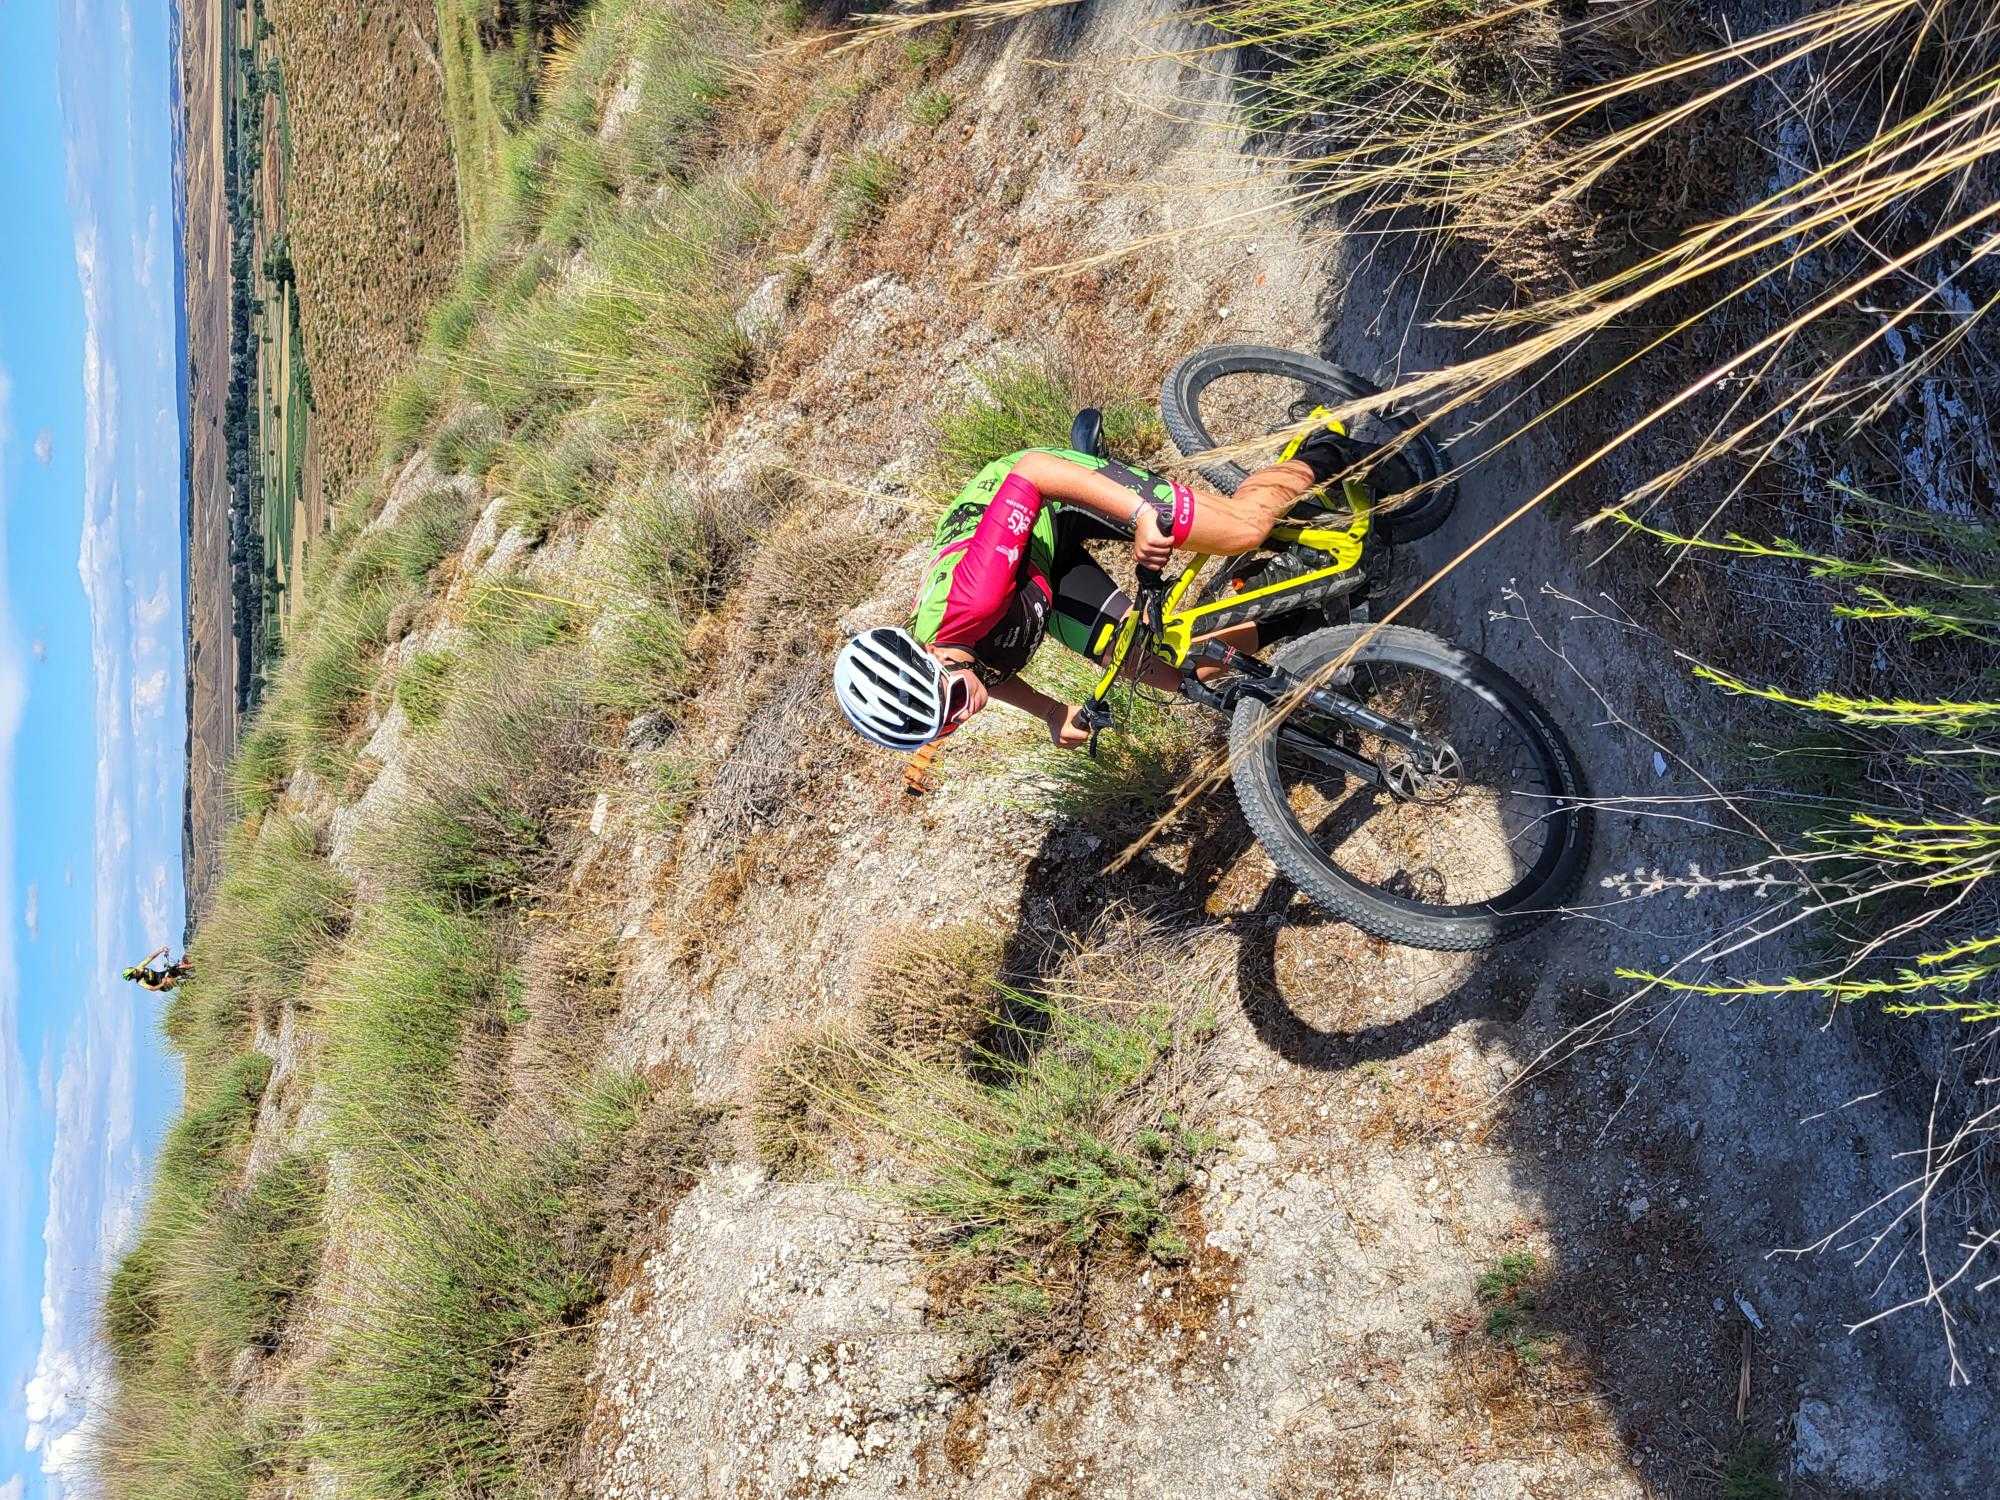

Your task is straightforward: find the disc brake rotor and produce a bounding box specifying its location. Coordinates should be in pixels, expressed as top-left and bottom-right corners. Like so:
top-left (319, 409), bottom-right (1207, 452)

top-left (1382, 742), bottom-right (1462, 803)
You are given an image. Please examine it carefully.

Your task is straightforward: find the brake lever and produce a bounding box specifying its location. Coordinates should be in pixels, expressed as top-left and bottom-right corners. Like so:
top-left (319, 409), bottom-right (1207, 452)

top-left (1077, 697), bottom-right (1114, 759)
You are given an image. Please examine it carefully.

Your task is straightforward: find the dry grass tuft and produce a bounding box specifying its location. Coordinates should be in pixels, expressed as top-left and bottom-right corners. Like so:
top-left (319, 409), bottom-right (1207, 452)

top-left (854, 923), bottom-right (1012, 1063)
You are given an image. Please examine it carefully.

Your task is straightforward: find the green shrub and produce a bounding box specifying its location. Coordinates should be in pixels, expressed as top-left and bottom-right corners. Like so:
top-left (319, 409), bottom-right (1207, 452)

top-left (173, 818), bottom-right (351, 1064)
top-left (618, 9), bottom-right (736, 182)
top-left (229, 719), bottom-right (293, 817)
top-left (319, 899), bottom-right (506, 1167)
top-left (540, 126), bottom-right (616, 249)
top-left (501, 415), bottom-right (621, 540)
top-left (359, 651), bottom-right (594, 907)
top-left (431, 404), bottom-right (506, 477)
top-left (155, 1053), bottom-right (274, 1214)
top-left (397, 650), bottom-right (458, 729)
top-left (776, 985), bottom-right (1221, 1346)
top-left (936, 361), bottom-right (1163, 474)
top-left (380, 363), bottom-right (449, 463)
top-left (384, 487), bottom-right (477, 584)
top-left (908, 87), bottom-right (954, 127)
top-left (268, 581), bottom-right (408, 777)
top-left (85, 1384), bottom-right (255, 1500)
top-left (831, 149), bottom-right (903, 237)
top-left (426, 288), bottom-right (481, 353)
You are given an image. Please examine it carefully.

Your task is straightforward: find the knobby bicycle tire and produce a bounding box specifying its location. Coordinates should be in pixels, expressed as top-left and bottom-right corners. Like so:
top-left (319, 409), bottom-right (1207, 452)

top-left (1160, 345), bottom-right (1458, 544)
top-left (1229, 625), bottom-right (1592, 950)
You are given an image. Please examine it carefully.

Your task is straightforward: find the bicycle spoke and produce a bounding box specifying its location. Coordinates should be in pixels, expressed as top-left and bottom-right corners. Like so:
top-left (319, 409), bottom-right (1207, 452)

top-left (1271, 662), bottom-right (1558, 909)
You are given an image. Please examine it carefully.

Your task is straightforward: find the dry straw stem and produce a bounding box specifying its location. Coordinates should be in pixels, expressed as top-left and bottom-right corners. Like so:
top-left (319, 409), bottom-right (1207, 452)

top-left (824, 0), bottom-right (1084, 55)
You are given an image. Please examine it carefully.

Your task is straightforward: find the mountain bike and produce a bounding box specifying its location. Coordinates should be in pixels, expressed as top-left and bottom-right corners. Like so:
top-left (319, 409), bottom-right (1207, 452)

top-left (1072, 345), bottom-right (1592, 951)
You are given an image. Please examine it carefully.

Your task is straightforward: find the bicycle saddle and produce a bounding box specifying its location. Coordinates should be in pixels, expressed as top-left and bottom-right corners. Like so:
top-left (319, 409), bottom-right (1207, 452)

top-left (1068, 408), bottom-right (1106, 459)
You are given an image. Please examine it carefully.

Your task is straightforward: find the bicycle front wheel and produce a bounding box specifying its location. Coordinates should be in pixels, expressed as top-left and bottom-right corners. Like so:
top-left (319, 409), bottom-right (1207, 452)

top-left (1160, 345), bottom-right (1456, 544)
top-left (1228, 625), bottom-right (1591, 949)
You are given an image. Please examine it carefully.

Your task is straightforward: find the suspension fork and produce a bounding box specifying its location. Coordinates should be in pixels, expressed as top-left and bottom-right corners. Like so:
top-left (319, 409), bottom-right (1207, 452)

top-left (1183, 639), bottom-right (1453, 778)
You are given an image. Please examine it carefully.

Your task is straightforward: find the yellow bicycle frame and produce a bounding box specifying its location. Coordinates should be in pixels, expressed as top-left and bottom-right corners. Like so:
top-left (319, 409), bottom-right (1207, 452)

top-left (1091, 474), bottom-right (1374, 699)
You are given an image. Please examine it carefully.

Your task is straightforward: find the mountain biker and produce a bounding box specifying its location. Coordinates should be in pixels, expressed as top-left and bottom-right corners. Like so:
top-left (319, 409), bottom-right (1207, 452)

top-left (123, 946), bottom-right (193, 994)
top-left (834, 420), bottom-right (1362, 751)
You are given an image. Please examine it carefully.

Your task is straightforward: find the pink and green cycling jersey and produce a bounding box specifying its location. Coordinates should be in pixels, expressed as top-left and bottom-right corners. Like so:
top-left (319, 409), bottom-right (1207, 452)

top-left (910, 448), bottom-right (1194, 678)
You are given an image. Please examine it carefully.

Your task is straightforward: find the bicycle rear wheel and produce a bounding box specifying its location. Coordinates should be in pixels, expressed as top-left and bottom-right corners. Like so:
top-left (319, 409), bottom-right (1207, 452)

top-left (1160, 345), bottom-right (1456, 544)
top-left (1229, 625), bottom-right (1591, 949)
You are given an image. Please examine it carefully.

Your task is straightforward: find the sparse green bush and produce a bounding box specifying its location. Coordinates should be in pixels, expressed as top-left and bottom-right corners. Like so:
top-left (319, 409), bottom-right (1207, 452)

top-left (908, 87), bottom-right (954, 127)
top-left (936, 361), bottom-right (1164, 474)
top-left (1475, 1251), bottom-right (1548, 1365)
top-left (318, 899), bottom-right (506, 1167)
top-left (831, 149), bottom-right (903, 238)
top-left (431, 403), bottom-right (506, 476)
top-left (855, 922), bottom-right (1008, 1062)
top-left (173, 818), bottom-right (350, 1063)
top-left (773, 978), bottom-right (1221, 1352)
top-left (397, 649), bottom-right (458, 729)
top-left (380, 363), bottom-right (450, 462)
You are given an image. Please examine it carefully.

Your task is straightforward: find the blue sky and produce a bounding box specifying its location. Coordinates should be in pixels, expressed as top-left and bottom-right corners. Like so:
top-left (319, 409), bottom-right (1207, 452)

top-left (1, 4), bottom-right (187, 1498)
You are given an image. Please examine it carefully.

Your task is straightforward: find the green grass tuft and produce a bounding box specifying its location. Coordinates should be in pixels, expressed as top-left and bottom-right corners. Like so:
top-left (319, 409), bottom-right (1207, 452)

top-left (831, 149), bottom-right (904, 238)
top-left (1475, 1251), bottom-right (1549, 1365)
top-left (380, 363), bottom-right (450, 463)
top-left (431, 403), bottom-right (506, 477)
top-left (936, 361), bottom-right (1165, 475)
top-left (170, 818), bottom-right (350, 1068)
top-left (908, 87), bottom-right (954, 127)
top-left (396, 649), bottom-right (458, 730)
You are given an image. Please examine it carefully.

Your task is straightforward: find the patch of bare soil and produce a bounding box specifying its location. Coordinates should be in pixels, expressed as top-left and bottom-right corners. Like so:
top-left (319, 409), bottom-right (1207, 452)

top-left (263, 0), bottom-right (459, 521)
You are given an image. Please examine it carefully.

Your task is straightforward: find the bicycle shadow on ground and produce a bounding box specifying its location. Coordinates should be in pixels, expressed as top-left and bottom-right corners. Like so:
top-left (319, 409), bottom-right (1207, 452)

top-left (997, 783), bottom-right (1518, 1076)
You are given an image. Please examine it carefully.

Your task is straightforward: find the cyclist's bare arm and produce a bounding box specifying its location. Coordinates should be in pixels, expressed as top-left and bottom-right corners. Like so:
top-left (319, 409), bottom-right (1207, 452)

top-left (1009, 452), bottom-right (1174, 565)
top-left (1014, 449), bottom-right (1317, 559)
top-left (990, 677), bottom-right (1091, 748)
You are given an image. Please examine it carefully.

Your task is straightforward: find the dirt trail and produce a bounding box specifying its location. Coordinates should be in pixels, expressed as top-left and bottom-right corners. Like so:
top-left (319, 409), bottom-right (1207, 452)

top-left (560, 6), bottom-right (1990, 1495)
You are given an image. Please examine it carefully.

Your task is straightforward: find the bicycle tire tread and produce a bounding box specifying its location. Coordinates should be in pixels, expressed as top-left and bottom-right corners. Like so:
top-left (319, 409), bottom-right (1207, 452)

top-left (1228, 625), bottom-right (1592, 950)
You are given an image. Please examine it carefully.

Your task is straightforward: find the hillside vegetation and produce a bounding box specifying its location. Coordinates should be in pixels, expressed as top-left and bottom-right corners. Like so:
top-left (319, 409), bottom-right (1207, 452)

top-left (115, 0), bottom-right (1995, 1496)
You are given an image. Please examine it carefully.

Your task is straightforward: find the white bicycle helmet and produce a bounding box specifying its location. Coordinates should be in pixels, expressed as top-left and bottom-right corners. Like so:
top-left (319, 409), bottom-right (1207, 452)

top-left (834, 626), bottom-right (950, 749)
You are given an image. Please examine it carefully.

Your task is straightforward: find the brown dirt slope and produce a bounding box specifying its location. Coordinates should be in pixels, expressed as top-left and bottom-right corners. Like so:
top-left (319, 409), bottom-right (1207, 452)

top-left (263, 0), bottom-right (459, 527)
top-left (180, 0), bottom-right (236, 921)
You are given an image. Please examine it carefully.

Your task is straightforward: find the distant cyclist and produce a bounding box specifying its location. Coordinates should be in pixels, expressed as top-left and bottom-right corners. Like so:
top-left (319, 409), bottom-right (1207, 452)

top-left (834, 418), bottom-right (1360, 750)
top-left (123, 946), bottom-right (194, 994)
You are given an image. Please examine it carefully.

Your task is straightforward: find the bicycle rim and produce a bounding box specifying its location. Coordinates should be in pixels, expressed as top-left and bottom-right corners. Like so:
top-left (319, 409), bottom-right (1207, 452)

top-left (1160, 346), bottom-right (1456, 544)
top-left (1230, 626), bottom-right (1589, 948)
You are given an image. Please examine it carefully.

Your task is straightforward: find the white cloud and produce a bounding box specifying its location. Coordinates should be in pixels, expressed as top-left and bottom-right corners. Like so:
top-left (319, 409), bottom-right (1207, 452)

top-left (34, 429), bottom-right (54, 465)
top-left (30, 639), bottom-right (47, 663)
top-left (1, 1474), bottom-right (26, 1500)
top-left (23, 885), bottom-right (37, 942)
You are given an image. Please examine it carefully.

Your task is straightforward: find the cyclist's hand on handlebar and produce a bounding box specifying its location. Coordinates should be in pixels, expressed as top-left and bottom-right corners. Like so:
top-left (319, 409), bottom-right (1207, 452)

top-left (1048, 704), bottom-right (1093, 750)
top-left (1133, 507), bottom-right (1173, 571)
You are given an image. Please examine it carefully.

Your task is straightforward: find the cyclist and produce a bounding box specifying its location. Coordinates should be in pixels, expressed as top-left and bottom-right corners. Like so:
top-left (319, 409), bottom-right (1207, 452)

top-left (122, 946), bottom-right (194, 994)
top-left (834, 422), bottom-right (1360, 750)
